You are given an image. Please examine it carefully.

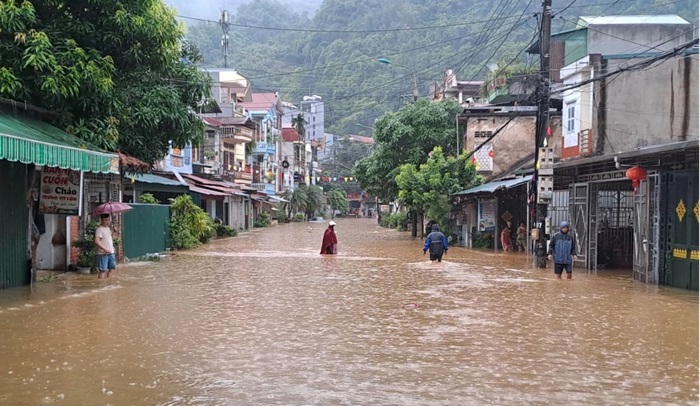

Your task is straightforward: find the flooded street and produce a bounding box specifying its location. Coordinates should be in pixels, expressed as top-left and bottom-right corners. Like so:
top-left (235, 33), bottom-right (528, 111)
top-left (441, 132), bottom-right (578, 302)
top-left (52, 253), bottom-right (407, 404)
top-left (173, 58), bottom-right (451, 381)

top-left (0, 219), bottom-right (697, 405)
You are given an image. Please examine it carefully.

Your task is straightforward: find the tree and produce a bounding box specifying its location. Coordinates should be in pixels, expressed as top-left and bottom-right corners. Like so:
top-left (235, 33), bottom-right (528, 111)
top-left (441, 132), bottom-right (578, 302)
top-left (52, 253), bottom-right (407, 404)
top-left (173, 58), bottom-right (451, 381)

top-left (303, 184), bottom-right (323, 219)
top-left (291, 113), bottom-right (307, 141)
top-left (0, 0), bottom-right (211, 165)
top-left (280, 186), bottom-right (307, 220)
top-left (395, 147), bottom-right (480, 232)
top-left (354, 99), bottom-right (463, 201)
top-left (326, 187), bottom-right (349, 218)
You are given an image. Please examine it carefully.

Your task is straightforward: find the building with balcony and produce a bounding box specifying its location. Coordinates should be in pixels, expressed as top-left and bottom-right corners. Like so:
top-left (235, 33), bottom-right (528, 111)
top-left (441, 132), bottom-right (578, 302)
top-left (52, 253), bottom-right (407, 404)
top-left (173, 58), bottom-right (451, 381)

top-left (239, 93), bottom-right (284, 195)
top-left (525, 14), bottom-right (698, 289)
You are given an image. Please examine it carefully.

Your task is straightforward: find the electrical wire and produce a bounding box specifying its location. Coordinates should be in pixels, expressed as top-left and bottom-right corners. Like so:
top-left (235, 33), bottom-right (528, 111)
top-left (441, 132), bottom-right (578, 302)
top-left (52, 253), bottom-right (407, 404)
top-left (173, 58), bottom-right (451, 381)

top-left (177, 13), bottom-right (530, 34)
top-left (552, 38), bottom-right (698, 96)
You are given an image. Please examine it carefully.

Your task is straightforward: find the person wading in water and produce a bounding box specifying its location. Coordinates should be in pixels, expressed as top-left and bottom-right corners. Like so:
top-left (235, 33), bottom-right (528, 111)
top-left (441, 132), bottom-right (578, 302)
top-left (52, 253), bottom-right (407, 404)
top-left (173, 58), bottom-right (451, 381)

top-left (548, 221), bottom-right (578, 279)
top-left (423, 224), bottom-right (449, 263)
top-left (320, 221), bottom-right (338, 254)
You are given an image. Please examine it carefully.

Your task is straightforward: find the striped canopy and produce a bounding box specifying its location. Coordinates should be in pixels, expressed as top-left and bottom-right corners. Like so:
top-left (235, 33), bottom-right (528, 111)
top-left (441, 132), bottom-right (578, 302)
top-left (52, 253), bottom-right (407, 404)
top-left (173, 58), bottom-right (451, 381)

top-left (0, 111), bottom-right (117, 173)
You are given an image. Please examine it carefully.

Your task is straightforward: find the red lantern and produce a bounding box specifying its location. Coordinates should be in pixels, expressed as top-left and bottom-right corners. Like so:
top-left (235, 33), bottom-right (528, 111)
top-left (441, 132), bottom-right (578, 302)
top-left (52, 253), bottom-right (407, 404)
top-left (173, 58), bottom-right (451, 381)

top-left (626, 165), bottom-right (647, 194)
top-left (488, 149), bottom-right (495, 158)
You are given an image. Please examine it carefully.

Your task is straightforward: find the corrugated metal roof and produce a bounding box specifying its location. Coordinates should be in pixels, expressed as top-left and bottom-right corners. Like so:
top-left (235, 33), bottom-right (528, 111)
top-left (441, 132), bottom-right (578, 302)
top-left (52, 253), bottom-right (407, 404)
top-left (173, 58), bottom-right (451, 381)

top-left (454, 175), bottom-right (532, 196)
top-left (134, 173), bottom-right (186, 187)
top-left (578, 15), bottom-right (689, 27)
top-left (188, 185), bottom-right (229, 197)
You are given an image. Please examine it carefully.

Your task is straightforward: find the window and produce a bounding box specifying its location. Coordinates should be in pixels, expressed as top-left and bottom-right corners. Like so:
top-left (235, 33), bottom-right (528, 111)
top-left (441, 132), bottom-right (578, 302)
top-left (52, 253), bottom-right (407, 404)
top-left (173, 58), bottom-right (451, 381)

top-left (566, 104), bottom-right (576, 133)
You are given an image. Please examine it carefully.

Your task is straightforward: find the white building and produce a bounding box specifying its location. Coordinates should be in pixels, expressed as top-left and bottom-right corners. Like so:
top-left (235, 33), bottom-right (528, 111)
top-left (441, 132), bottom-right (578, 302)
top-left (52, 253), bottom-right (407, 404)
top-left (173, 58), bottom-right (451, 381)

top-left (300, 95), bottom-right (324, 142)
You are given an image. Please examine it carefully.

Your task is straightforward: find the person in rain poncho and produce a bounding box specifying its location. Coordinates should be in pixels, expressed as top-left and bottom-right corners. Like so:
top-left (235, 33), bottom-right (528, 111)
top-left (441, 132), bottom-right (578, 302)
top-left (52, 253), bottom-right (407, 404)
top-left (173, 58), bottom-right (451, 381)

top-left (320, 221), bottom-right (338, 254)
top-left (423, 224), bottom-right (449, 263)
top-left (547, 221), bottom-right (578, 279)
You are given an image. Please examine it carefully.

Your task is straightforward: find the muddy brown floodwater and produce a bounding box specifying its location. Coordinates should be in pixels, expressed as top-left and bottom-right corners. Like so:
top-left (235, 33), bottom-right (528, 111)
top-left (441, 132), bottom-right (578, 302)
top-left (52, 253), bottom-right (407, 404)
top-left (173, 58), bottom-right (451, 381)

top-left (0, 219), bottom-right (697, 405)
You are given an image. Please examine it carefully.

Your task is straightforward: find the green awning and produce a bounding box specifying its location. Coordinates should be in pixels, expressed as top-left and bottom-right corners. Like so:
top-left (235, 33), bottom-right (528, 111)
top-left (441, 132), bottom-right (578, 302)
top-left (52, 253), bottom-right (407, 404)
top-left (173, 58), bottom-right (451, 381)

top-left (0, 111), bottom-right (117, 173)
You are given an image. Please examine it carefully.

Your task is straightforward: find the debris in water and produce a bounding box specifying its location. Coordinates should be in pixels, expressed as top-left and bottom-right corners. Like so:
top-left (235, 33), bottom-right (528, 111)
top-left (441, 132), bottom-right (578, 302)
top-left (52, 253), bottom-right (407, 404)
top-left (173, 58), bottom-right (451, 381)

top-left (403, 303), bottom-right (419, 310)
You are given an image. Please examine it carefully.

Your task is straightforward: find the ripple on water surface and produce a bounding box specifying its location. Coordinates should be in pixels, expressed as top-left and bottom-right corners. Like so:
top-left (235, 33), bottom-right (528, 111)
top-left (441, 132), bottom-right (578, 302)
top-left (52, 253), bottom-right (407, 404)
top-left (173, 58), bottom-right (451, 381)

top-left (0, 219), bottom-right (697, 406)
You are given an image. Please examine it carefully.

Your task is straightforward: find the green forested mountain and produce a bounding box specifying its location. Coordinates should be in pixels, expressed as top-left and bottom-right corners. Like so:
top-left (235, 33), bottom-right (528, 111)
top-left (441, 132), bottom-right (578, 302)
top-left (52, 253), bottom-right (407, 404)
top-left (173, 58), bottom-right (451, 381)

top-left (183, 0), bottom-right (698, 135)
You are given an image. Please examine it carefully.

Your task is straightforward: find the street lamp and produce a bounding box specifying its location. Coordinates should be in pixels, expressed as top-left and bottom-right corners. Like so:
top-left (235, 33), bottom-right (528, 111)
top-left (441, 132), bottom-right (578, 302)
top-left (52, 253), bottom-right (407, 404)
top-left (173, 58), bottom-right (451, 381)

top-left (377, 58), bottom-right (418, 102)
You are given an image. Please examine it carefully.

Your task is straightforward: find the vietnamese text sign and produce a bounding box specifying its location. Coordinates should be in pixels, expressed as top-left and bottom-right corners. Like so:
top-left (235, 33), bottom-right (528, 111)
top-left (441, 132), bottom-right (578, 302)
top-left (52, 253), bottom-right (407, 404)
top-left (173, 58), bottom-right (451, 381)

top-left (39, 167), bottom-right (81, 215)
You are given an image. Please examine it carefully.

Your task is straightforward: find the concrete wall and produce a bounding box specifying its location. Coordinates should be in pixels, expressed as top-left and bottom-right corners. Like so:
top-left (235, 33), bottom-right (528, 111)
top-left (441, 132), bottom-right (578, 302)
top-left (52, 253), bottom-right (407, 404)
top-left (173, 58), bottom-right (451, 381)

top-left (463, 114), bottom-right (562, 180)
top-left (560, 60), bottom-right (595, 158)
top-left (597, 54), bottom-right (698, 153)
top-left (587, 24), bottom-right (692, 56)
top-left (36, 214), bottom-right (67, 270)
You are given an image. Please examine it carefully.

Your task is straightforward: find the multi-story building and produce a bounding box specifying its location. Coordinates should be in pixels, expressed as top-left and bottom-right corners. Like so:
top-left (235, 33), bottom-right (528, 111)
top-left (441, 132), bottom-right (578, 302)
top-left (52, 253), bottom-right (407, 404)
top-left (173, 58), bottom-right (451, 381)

top-left (239, 92), bottom-right (283, 195)
top-left (534, 15), bottom-right (698, 290)
top-left (300, 95), bottom-right (324, 141)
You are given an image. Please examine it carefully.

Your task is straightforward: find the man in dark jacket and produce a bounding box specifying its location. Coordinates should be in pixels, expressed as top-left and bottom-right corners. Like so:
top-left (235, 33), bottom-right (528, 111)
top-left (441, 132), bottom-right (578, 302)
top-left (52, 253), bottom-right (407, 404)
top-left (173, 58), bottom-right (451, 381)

top-left (423, 224), bottom-right (449, 263)
top-left (547, 221), bottom-right (577, 279)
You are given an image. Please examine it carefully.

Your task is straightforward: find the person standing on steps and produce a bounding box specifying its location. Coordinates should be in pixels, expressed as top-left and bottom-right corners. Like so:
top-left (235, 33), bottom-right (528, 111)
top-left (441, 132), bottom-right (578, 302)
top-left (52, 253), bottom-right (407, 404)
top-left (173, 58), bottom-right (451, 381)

top-left (423, 224), bottom-right (449, 263)
top-left (516, 221), bottom-right (528, 252)
top-left (547, 221), bottom-right (577, 279)
top-left (320, 221), bottom-right (338, 254)
top-left (501, 220), bottom-right (513, 252)
top-left (94, 214), bottom-right (117, 278)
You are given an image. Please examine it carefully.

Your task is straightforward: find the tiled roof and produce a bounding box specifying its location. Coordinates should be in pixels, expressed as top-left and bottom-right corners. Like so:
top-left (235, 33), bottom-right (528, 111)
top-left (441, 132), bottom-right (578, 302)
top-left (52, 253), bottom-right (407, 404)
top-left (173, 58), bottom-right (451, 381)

top-left (238, 92), bottom-right (278, 111)
top-left (282, 127), bottom-right (300, 142)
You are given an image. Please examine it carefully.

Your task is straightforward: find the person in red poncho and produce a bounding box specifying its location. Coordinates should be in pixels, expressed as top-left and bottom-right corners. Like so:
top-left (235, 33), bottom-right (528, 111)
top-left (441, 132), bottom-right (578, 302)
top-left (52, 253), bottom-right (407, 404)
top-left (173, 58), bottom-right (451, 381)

top-left (320, 221), bottom-right (338, 254)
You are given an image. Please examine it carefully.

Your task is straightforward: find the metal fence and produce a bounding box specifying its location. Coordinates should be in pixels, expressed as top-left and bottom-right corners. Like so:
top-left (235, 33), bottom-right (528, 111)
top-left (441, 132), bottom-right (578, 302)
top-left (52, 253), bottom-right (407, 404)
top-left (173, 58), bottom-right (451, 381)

top-left (122, 204), bottom-right (170, 260)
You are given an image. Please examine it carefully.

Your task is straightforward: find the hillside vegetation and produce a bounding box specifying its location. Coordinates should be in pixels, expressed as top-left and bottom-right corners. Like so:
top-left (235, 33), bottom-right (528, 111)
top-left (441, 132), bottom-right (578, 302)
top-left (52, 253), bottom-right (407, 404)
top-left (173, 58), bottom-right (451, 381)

top-left (185, 0), bottom-right (698, 134)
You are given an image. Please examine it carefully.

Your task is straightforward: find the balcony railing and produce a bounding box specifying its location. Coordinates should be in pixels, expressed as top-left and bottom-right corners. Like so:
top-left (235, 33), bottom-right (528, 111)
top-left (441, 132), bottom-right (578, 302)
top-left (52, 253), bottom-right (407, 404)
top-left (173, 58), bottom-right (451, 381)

top-left (252, 141), bottom-right (276, 155)
top-left (222, 170), bottom-right (252, 183)
top-left (251, 183), bottom-right (276, 195)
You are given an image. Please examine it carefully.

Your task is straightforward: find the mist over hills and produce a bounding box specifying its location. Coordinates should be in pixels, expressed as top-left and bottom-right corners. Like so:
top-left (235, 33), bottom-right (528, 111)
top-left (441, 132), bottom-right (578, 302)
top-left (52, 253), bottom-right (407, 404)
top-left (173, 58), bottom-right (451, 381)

top-left (171, 0), bottom-right (698, 134)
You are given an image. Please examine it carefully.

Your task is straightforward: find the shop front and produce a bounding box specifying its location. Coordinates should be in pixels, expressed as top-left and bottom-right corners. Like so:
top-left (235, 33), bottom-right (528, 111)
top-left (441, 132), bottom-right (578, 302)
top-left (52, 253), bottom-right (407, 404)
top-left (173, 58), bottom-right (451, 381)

top-left (0, 109), bottom-right (117, 288)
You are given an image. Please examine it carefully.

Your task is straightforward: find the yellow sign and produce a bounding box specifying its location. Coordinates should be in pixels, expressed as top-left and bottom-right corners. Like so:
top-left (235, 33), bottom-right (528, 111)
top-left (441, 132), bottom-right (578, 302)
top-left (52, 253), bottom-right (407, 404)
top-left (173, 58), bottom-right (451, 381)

top-left (673, 248), bottom-right (688, 259)
top-left (691, 250), bottom-right (699, 261)
top-left (694, 201), bottom-right (699, 222)
top-left (676, 199), bottom-right (686, 222)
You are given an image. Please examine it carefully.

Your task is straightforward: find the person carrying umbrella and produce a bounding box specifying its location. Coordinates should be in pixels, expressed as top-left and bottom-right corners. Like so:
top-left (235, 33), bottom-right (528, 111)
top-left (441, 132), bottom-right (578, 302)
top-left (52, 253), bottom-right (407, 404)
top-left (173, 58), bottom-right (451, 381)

top-left (94, 213), bottom-right (117, 278)
top-left (91, 202), bottom-right (132, 278)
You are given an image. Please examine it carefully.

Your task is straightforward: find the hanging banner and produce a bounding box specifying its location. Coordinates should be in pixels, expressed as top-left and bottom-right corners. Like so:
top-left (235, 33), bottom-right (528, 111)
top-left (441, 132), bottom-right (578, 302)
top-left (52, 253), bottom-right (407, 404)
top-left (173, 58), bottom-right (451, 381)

top-left (39, 167), bottom-right (82, 215)
top-left (478, 198), bottom-right (496, 232)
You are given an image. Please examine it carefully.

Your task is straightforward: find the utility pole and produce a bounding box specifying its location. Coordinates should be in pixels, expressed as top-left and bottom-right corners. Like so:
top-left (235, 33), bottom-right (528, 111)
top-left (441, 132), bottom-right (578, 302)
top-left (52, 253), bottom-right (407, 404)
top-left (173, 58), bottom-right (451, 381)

top-left (220, 9), bottom-right (230, 68)
top-left (533, 0), bottom-right (553, 268)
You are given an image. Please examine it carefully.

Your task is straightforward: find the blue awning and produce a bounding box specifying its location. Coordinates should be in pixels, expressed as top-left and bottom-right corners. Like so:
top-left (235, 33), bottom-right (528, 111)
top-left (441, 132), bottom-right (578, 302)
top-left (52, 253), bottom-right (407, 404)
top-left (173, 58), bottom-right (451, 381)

top-left (454, 175), bottom-right (532, 196)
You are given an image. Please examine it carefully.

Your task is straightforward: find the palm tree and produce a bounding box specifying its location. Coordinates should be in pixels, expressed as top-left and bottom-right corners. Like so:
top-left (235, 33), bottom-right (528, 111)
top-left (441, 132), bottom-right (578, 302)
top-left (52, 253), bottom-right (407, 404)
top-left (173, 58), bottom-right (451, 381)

top-left (303, 185), bottom-right (323, 219)
top-left (291, 113), bottom-right (307, 141)
top-left (280, 187), bottom-right (308, 221)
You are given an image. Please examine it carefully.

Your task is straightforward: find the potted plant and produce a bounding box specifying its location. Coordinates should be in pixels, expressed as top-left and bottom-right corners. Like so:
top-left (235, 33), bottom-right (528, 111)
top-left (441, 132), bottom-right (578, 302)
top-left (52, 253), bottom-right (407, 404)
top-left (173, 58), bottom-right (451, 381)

top-left (73, 221), bottom-right (100, 274)
top-left (73, 239), bottom-right (95, 274)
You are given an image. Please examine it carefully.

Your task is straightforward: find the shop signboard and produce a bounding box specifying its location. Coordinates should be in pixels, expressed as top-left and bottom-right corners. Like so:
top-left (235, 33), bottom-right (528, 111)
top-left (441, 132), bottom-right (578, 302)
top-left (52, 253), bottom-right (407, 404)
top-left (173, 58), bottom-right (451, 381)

top-left (39, 167), bottom-right (82, 215)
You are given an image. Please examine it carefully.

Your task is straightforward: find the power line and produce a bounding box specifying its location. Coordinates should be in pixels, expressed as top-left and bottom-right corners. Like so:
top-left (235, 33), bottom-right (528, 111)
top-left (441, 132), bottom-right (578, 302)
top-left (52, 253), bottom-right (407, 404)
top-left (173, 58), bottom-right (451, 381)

top-left (177, 13), bottom-right (534, 34)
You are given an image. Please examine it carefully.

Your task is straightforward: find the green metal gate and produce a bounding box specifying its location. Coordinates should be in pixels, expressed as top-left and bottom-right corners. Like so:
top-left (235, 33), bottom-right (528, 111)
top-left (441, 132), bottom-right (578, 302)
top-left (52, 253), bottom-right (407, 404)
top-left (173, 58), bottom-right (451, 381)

top-left (0, 161), bottom-right (30, 289)
top-left (122, 204), bottom-right (170, 260)
top-left (661, 171), bottom-right (699, 290)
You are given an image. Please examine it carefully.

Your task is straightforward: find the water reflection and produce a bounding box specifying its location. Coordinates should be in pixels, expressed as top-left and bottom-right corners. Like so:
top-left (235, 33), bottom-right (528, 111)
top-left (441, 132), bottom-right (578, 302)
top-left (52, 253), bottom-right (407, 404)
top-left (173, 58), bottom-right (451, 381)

top-left (0, 219), bottom-right (697, 405)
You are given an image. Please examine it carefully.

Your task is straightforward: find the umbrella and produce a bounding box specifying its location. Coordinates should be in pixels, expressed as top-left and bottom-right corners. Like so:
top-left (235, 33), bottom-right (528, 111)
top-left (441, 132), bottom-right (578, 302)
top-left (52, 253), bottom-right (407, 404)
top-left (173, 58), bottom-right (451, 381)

top-left (91, 201), bottom-right (133, 216)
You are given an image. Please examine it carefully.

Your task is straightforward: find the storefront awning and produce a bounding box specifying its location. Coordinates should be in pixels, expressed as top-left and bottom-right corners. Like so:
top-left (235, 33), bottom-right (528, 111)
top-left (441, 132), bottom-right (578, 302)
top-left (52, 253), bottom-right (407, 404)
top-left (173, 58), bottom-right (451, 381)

top-left (132, 173), bottom-right (190, 194)
top-left (0, 111), bottom-right (117, 173)
top-left (554, 140), bottom-right (698, 169)
top-left (188, 185), bottom-right (229, 199)
top-left (454, 175), bottom-right (533, 196)
top-left (268, 195), bottom-right (289, 203)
